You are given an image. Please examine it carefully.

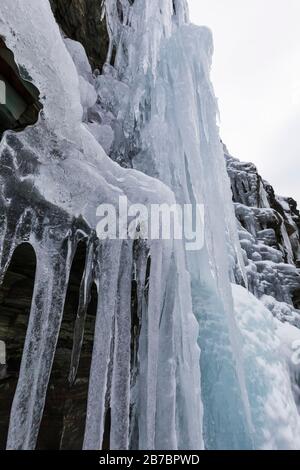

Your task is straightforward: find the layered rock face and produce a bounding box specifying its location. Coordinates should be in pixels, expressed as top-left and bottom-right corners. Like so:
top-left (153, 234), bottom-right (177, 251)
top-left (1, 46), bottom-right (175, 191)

top-left (225, 145), bottom-right (300, 325)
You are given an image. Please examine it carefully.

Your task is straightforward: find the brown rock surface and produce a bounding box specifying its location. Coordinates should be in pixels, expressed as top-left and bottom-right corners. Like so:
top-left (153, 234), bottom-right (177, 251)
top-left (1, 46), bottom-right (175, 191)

top-left (49, 0), bottom-right (109, 70)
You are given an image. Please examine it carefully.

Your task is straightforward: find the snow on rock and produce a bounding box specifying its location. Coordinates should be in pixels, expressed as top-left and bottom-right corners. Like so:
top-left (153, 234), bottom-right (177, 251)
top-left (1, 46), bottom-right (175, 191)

top-left (232, 284), bottom-right (300, 450)
top-left (225, 147), bottom-right (300, 310)
top-left (262, 295), bottom-right (300, 328)
top-left (276, 321), bottom-right (300, 413)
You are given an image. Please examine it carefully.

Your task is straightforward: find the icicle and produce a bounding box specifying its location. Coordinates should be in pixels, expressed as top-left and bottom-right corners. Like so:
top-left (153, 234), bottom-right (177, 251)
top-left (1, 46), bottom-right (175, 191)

top-left (110, 240), bottom-right (133, 449)
top-left (83, 241), bottom-right (122, 450)
top-left (154, 252), bottom-right (177, 450)
top-left (69, 238), bottom-right (96, 385)
top-left (128, 241), bottom-right (149, 448)
top-left (138, 240), bottom-right (165, 449)
top-left (7, 235), bottom-right (74, 449)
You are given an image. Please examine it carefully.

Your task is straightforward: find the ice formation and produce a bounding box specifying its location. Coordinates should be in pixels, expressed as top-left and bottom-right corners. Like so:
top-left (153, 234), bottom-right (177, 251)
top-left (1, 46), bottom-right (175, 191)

top-left (0, 0), bottom-right (202, 450)
top-left (0, 0), bottom-right (300, 450)
top-left (232, 284), bottom-right (300, 449)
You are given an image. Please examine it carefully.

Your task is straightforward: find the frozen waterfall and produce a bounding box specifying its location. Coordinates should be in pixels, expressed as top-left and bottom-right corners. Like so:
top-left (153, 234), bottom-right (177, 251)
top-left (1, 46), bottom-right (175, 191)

top-left (0, 0), bottom-right (300, 450)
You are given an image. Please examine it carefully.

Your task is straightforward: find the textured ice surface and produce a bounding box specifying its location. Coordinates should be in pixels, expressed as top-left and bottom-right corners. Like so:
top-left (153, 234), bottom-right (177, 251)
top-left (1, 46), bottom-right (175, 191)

top-left (232, 284), bottom-right (300, 449)
top-left (98, 0), bottom-right (257, 450)
top-left (276, 321), bottom-right (300, 414)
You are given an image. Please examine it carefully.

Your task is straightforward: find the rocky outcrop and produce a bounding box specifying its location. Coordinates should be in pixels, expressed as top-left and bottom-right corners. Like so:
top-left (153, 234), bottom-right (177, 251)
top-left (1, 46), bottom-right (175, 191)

top-left (49, 0), bottom-right (109, 70)
top-left (225, 145), bottom-right (300, 324)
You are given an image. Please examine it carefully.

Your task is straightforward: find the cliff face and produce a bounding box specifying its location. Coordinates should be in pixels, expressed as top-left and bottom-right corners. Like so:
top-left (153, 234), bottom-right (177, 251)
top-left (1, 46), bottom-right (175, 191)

top-left (225, 145), bottom-right (300, 324)
top-left (49, 0), bottom-right (109, 70)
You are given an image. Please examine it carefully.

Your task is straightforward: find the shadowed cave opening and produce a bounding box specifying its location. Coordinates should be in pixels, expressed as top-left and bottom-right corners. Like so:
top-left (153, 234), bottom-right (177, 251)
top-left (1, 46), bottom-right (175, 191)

top-left (0, 242), bottom-right (37, 449)
top-left (0, 38), bottom-right (42, 139)
top-left (37, 242), bottom-right (98, 450)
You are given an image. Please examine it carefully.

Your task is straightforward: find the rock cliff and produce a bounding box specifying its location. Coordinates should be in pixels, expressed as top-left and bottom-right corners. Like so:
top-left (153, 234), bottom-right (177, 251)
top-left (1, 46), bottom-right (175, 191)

top-left (225, 145), bottom-right (300, 325)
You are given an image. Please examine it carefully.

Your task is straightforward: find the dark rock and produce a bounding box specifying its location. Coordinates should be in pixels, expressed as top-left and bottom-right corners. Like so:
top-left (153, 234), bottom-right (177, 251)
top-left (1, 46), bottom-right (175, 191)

top-left (49, 0), bottom-right (109, 71)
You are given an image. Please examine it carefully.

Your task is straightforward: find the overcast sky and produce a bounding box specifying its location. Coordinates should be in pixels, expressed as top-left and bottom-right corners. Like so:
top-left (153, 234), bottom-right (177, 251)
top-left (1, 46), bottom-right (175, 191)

top-left (188, 0), bottom-right (300, 204)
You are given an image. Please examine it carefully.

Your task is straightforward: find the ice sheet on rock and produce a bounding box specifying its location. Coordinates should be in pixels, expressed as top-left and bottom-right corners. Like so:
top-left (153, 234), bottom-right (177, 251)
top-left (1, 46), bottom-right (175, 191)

top-left (100, 0), bottom-right (254, 449)
top-left (0, 0), bottom-right (174, 224)
top-left (64, 38), bottom-right (95, 84)
top-left (85, 123), bottom-right (114, 155)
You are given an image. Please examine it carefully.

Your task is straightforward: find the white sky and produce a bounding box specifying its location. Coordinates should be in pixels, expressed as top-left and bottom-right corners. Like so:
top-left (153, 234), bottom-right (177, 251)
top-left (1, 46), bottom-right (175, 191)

top-left (188, 0), bottom-right (300, 203)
